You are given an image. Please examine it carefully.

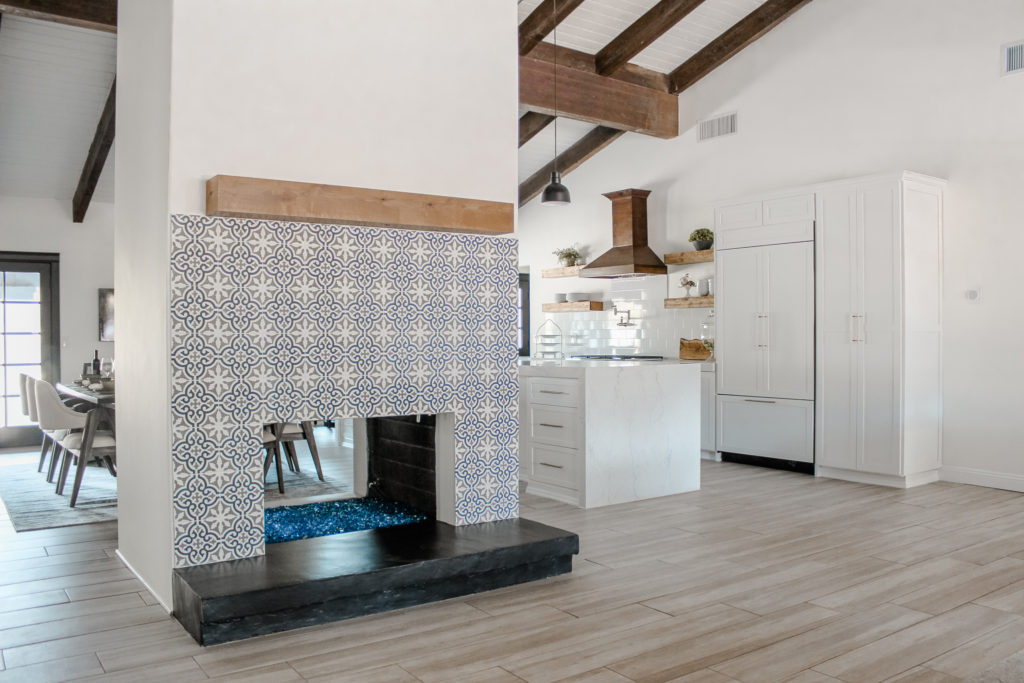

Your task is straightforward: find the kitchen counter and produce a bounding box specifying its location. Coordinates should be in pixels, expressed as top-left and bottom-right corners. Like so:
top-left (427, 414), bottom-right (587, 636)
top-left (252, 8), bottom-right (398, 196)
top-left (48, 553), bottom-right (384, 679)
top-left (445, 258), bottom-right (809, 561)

top-left (519, 359), bottom-right (701, 508)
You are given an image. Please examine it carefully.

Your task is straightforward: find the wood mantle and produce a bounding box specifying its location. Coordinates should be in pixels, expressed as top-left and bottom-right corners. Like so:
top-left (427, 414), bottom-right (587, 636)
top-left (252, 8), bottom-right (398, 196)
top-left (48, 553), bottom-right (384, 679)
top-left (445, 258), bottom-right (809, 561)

top-left (205, 175), bottom-right (514, 236)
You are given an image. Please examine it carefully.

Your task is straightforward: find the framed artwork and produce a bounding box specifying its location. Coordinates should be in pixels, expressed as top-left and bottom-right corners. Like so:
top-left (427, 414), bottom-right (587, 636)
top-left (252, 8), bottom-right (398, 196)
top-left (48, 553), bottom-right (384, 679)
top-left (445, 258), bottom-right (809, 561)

top-left (98, 288), bottom-right (114, 341)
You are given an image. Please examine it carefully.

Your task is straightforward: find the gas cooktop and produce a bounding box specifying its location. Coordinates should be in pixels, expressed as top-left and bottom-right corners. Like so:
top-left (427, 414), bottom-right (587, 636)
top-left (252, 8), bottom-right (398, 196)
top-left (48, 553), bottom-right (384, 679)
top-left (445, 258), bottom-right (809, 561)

top-left (570, 355), bottom-right (665, 361)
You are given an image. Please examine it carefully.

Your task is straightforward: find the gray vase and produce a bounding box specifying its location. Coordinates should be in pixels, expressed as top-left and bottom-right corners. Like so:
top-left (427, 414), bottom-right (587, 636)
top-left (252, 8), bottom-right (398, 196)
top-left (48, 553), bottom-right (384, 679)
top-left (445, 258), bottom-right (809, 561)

top-left (692, 240), bottom-right (713, 251)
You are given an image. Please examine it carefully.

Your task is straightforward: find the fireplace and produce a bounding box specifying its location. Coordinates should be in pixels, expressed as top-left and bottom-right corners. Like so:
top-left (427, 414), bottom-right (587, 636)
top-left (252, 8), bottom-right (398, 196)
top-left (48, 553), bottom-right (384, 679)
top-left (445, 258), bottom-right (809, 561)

top-left (168, 215), bottom-right (578, 645)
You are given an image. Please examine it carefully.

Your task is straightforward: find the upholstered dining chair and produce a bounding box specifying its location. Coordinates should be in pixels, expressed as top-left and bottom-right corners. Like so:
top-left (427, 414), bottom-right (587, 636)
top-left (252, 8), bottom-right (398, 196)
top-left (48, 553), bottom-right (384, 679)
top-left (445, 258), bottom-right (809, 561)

top-left (23, 375), bottom-right (64, 479)
top-left (34, 380), bottom-right (116, 508)
top-left (268, 421), bottom-right (325, 482)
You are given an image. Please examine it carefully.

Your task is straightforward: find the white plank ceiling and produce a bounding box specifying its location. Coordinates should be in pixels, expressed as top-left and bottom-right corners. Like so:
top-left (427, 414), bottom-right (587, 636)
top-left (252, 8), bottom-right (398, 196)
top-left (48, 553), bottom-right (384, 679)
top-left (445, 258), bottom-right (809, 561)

top-left (0, 15), bottom-right (115, 203)
top-left (517, 0), bottom-right (763, 183)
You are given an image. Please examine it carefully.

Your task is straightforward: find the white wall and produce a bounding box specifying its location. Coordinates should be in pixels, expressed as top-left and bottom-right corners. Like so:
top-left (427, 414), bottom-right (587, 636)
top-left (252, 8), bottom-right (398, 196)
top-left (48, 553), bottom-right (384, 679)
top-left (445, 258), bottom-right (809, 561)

top-left (114, 0), bottom-right (174, 608)
top-left (518, 0), bottom-right (1024, 482)
top-left (0, 196), bottom-right (114, 382)
top-left (166, 0), bottom-right (517, 214)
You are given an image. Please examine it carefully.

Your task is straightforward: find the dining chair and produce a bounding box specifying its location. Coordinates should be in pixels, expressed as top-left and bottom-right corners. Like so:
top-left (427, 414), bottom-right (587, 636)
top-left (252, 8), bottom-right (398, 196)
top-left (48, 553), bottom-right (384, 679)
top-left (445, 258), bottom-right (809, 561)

top-left (262, 427), bottom-right (286, 494)
top-left (24, 375), bottom-right (65, 479)
top-left (268, 422), bottom-right (325, 482)
top-left (35, 380), bottom-right (116, 508)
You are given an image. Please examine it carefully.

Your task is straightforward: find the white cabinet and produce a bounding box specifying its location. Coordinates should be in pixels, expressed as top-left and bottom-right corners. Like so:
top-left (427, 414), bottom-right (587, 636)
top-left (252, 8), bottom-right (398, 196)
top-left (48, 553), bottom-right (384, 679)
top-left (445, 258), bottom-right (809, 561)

top-left (715, 193), bottom-right (814, 249)
top-left (716, 242), bottom-right (814, 401)
top-left (700, 366), bottom-right (716, 457)
top-left (717, 395), bottom-right (814, 464)
top-left (815, 173), bottom-right (944, 486)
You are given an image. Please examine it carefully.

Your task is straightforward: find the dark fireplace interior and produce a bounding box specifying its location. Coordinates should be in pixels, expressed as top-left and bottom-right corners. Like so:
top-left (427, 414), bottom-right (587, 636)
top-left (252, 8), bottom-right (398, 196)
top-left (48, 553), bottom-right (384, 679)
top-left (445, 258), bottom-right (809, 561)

top-left (366, 414), bottom-right (436, 518)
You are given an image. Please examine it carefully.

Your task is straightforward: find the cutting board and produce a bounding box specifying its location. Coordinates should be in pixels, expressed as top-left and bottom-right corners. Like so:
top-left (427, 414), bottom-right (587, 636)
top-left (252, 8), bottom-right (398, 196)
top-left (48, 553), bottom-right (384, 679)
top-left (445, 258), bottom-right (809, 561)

top-left (679, 338), bottom-right (711, 360)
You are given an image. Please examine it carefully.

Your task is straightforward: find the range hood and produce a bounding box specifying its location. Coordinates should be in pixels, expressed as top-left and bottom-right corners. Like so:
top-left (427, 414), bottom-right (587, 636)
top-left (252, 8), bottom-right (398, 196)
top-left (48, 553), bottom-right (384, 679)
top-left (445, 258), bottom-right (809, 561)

top-left (579, 189), bottom-right (667, 279)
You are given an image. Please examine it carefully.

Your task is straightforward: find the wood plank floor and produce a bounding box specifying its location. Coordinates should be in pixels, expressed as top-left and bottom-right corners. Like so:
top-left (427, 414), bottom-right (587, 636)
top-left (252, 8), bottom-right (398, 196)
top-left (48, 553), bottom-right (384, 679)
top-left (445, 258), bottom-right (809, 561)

top-left (3, 461), bottom-right (1024, 681)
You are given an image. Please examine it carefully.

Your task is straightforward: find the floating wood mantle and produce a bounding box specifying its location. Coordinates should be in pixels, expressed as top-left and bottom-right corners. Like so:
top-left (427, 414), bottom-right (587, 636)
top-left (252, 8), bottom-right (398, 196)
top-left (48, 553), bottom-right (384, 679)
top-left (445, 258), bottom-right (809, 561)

top-left (205, 175), bottom-right (514, 236)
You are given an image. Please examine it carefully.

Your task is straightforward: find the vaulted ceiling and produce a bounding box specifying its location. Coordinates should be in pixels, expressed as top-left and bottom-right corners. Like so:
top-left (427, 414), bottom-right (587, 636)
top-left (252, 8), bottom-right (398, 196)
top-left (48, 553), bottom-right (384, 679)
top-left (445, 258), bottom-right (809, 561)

top-left (517, 0), bottom-right (815, 206)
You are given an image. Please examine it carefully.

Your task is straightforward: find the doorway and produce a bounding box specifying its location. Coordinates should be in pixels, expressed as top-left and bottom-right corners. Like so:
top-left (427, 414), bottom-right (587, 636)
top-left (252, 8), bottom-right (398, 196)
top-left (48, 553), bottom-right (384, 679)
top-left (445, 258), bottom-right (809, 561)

top-left (0, 252), bottom-right (60, 448)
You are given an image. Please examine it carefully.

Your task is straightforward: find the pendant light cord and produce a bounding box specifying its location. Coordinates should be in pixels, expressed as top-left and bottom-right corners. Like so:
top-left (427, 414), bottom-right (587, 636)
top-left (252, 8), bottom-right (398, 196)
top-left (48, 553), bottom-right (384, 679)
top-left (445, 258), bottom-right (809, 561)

top-left (552, 0), bottom-right (558, 175)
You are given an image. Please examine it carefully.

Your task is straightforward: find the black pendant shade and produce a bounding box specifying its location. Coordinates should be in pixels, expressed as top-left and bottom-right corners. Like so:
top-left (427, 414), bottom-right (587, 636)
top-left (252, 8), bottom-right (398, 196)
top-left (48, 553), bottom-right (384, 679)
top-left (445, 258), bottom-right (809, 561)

top-left (541, 171), bottom-right (571, 205)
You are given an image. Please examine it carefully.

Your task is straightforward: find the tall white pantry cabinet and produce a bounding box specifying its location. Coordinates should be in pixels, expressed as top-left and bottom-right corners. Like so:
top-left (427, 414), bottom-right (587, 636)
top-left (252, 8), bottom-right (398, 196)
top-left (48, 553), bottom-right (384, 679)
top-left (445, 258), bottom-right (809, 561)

top-left (714, 171), bottom-right (944, 488)
top-left (815, 172), bottom-right (945, 487)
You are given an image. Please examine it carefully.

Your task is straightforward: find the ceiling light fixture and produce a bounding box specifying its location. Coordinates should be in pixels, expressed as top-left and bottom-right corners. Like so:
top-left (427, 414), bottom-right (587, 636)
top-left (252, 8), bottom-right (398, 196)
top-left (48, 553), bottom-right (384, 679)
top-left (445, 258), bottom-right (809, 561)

top-left (541, 0), bottom-right (571, 206)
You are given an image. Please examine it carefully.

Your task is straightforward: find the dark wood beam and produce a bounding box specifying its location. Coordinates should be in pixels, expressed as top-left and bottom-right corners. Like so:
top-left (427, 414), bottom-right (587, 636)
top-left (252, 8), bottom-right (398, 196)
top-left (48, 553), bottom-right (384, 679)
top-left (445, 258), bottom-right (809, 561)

top-left (595, 0), bottom-right (705, 76)
top-left (519, 0), bottom-right (585, 56)
top-left (519, 112), bottom-right (555, 148)
top-left (529, 41), bottom-right (669, 91)
top-left (0, 0), bottom-right (116, 32)
top-left (519, 126), bottom-right (624, 207)
top-left (72, 78), bottom-right (115, 223)
top-left (668, 0), bottom-right (812, 94)
top-left (520, 55), bottom-right (677, 138)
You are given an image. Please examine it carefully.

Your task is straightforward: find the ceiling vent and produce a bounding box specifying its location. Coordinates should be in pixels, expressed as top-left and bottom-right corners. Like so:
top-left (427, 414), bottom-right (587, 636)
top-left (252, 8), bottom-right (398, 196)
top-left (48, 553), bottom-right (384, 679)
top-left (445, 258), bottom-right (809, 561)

top-left (1004, 41), bottom-right (1024, 75)
top-left (697, 112), bottom-right (737, 142)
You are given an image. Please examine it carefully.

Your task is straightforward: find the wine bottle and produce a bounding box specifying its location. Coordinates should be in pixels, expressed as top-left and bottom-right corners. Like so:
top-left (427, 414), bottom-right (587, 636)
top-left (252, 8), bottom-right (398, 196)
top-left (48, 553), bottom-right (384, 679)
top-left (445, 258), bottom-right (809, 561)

top-left (92, 350), bottom-right (101, 375)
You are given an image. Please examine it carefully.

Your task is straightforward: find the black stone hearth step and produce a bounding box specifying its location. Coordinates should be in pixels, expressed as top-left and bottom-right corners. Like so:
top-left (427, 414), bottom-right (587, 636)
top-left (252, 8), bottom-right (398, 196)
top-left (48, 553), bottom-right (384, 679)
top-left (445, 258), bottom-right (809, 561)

top-left (172, 518), bottom-right (579, 645)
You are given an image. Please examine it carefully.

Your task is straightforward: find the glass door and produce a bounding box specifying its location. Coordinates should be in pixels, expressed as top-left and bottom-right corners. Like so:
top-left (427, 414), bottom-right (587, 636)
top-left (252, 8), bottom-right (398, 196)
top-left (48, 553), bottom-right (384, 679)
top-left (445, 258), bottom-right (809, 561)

top-left (0, 254), bottom-right (60, 448)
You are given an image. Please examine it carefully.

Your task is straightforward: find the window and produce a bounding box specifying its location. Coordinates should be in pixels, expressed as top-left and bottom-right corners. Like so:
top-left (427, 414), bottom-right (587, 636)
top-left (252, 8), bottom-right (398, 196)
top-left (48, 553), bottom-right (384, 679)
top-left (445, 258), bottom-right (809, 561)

top-left (0, 253), bottom-right (60, 448)
top-left (517, 273), bottom-right (530, 357)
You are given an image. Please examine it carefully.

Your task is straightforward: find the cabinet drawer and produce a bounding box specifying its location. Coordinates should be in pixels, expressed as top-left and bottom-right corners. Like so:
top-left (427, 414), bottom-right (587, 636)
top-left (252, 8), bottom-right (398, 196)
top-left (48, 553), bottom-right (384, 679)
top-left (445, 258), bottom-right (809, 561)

top-left (528, 405), bottom-right (580, 448)
top-left (527, 377), bottom-right (580, 408)
top-left (717, 395), bottom-right (813, 463)
top-left (529, 443), bottom-right (578, 488)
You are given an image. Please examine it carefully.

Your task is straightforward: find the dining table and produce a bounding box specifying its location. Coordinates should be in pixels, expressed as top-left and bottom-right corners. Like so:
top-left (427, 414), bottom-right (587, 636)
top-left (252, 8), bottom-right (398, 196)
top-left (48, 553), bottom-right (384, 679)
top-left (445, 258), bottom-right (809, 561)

top-left (56, 382), bottom-right (115, 435)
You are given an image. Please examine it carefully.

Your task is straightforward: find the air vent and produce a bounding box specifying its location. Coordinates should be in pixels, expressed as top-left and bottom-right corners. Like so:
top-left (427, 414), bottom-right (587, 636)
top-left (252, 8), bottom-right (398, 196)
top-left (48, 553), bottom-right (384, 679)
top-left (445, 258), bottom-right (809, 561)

top-left (697, 112), bottom-right (737, 142)
top-left (1004, 41), bottom-right (1024, 75)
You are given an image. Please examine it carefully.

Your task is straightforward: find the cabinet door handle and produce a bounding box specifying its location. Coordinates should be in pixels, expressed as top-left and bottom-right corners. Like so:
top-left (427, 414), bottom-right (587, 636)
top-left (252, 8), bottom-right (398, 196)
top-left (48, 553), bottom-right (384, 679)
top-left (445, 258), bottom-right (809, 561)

top-left (744, 399), bottom-right (776, 404)
top-left (755, 313), bottom-right (766, 348)
top-left (539, 423), bottom-right (564, 429)
top-left (849, 314), bottom-right (856, 342)
top-left (539, 462), bottom-right (564, 469)
top-left (851, 314), bottom-right (864, 342)
top-left (539, 390), bottom-right (567, 395)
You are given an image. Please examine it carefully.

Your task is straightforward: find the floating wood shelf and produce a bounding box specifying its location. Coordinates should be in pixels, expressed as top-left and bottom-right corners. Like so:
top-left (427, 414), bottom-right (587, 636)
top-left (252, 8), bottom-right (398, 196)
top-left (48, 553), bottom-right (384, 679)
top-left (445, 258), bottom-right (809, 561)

top-left (664, 249), bottom-right (714, 265)
top-left (664, 296), bottom-right (714, 309)
top-left (541, 265), bottom-right (583, 278)
top-left (542, 301), bottom-right (604, 312)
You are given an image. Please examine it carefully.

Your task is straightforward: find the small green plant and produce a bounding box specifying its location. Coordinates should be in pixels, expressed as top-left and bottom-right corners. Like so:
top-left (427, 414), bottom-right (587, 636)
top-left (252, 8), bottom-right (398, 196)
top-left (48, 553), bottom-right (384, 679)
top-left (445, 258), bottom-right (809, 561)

top-left (552, 244), bottom-right (582, 265)
top-left (689, 228), bottom-right (714, 242)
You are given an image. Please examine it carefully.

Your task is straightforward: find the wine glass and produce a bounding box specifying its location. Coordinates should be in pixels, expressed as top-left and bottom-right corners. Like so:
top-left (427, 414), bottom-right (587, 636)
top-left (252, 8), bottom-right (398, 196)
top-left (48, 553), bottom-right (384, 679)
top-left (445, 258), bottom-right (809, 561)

top-left (100, 358), bottom-right (113, 378)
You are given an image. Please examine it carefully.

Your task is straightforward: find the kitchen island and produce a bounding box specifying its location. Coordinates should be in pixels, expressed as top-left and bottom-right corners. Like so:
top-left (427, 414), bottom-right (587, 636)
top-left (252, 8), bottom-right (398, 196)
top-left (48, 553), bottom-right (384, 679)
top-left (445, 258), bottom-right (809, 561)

top-left (519, 358), bottom-right (704, 507)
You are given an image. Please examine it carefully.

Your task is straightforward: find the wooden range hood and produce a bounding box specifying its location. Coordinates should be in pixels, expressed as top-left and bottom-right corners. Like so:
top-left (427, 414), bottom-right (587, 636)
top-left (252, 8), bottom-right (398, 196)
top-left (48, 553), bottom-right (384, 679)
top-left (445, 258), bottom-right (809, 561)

top-left (579, 189), bottom-right (668, 279)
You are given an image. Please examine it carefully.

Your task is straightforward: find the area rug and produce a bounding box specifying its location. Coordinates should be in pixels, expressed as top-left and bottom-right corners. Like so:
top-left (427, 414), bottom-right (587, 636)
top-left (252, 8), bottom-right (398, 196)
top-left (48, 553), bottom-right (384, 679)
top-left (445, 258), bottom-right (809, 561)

top-left (0, 454), bottom-right (117, 531)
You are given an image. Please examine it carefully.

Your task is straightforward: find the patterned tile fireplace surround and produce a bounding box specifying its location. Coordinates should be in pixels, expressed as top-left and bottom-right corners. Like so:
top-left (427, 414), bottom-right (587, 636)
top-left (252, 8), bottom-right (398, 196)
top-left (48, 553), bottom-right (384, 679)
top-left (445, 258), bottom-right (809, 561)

top-left (169, 214), bottom-right (520, 568)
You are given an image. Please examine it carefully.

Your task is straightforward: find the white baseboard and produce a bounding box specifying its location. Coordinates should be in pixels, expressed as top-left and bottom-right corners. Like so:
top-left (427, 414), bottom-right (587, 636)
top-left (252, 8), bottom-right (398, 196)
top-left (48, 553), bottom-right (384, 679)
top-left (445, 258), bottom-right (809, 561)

top-left (941, 466), bottom-right (1024, 493)
top-left (816, 466), bottom-right (939, 489)
top-left (114, 549), bottom-right (172, 613)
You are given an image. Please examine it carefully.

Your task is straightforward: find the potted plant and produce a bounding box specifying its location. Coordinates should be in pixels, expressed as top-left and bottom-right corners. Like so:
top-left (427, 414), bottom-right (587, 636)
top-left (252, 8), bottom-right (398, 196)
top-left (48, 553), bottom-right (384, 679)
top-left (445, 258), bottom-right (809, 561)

top-left (552, 244), bottom-right (583, 267)
top-left (689, 228), bottom-right (714, 251)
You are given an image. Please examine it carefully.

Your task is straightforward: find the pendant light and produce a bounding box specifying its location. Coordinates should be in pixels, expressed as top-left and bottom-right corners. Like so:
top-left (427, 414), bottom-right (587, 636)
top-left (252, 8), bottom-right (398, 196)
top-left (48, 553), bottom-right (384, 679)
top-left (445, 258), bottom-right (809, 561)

top-left (541, 0), bottom-right (571, 205)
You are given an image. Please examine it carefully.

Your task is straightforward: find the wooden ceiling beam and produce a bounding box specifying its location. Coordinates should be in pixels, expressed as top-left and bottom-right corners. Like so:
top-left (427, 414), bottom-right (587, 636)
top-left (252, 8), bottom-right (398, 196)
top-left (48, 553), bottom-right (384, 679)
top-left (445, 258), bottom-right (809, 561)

top-left (520, 55), bottom-right (678, 138)
top-left (0, 0), bottom-right (116, 32)
top-left (595, 0), bottom-right (705, 76)
top-left (519, 0), bottom-right (585, 56)
top-left (529, 41), bottom-right (669, 92)
top-left (519, 112), bottom-right (555, 148)
top-left (518, 126), bottom-right (624, 207)
top-left (668, 0), bottom-right (813, 94)
top-left (72, 78), bottom-right (115, 223)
